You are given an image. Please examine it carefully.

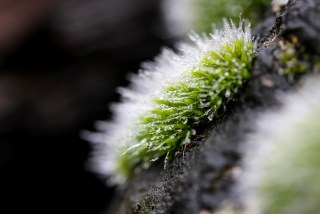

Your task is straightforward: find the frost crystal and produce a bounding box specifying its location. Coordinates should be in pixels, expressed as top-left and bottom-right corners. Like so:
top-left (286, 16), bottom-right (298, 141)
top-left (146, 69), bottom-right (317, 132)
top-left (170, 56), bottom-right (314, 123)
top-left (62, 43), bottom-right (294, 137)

top-left (88, 21), bottom-right (253, 184)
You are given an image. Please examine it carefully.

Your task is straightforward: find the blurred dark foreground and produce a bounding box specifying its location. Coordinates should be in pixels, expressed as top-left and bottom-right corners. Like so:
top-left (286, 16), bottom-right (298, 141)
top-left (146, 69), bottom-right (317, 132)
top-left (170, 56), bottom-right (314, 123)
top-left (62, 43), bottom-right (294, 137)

top-left (0, 0), bottom-right (171, 213)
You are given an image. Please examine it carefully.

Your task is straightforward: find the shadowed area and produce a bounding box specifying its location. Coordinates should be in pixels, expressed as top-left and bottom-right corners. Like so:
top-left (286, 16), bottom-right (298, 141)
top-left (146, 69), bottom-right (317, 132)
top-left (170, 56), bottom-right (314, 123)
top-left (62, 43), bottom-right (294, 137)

top-left (0, 0), bottom-right (172, 213)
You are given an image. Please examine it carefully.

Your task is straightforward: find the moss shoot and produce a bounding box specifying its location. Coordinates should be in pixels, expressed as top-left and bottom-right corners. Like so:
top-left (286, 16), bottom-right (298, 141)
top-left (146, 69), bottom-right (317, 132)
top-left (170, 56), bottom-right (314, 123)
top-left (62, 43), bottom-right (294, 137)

top-left (164, 0), bottom-right (270, 35)
top-left (191, 0), bottom-right (270, 32)
top-left (89, 21), bottom-right (254, 184)
top-left (241, 77), bottom-right (320, 214)
top-left (261, 107), bottom-right (320, 213)
top-left (118, 39), bottom-right (254, 180)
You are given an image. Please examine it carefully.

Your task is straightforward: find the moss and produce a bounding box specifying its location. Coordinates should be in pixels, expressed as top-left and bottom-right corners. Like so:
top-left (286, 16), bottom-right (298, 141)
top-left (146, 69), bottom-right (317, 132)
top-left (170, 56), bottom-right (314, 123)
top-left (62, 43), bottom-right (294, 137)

top-left (260, 107), bottom-right (320, 213)
top-left (277, 38), bottom-right (309, 79)
top-left (281, 52), bottom-right (307, 76)
top-left (190, 0), bottom-right (270, 33)
top-left (118, 39), bottom-right (254, 179)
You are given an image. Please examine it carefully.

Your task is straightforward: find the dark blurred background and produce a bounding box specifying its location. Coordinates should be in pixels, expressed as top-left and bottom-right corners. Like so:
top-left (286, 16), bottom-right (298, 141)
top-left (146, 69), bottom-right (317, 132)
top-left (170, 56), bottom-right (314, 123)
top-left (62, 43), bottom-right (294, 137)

top-left (0, 0), bottom-right (172, 213)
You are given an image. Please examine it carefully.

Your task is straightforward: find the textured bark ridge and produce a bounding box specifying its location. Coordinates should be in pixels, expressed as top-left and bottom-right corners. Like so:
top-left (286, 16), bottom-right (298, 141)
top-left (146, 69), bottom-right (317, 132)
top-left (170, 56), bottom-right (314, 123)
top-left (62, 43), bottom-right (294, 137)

top-left (109, 0), bottom-right (320, 213)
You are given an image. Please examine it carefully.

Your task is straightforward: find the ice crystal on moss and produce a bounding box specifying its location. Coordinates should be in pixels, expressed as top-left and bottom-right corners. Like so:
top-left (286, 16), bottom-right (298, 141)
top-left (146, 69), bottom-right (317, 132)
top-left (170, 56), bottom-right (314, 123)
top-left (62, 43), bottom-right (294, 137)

top-left (88, 21), bottom-right (254, 184)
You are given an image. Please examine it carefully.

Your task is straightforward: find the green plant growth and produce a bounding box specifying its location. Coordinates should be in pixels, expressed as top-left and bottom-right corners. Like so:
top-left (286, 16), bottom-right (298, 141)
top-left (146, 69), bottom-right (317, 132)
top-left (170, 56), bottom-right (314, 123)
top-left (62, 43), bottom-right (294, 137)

top-left (190, 0), bottom-right (270, 33)
top-left (281, 52), bottom-right (308, 76)
top-left (117, 38), bottom-right (254, 180)
top-left (89, 21), bottom-right (254, 184)
top-left (260, 106), bottom-right (320, 213)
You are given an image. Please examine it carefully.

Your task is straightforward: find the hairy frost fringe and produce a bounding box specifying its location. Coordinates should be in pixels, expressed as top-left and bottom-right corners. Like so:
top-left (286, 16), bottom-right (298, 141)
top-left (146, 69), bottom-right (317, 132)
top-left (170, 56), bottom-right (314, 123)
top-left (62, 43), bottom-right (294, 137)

top-left (240, 76), bottom-right (320, 213)
top-left (86, 20), bottom-right (253, 184)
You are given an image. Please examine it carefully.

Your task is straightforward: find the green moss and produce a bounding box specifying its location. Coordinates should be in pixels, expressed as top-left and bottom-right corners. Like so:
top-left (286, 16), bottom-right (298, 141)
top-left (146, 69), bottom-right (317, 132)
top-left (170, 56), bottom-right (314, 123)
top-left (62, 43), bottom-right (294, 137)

top-left (260, 107), bottom-right (320, 213)
top-left (281, 52), bottom-right (308, 76)
top-left (191, 0), bottom-right (270, 33)
top-left (117, 39), bottom-right (254, 179)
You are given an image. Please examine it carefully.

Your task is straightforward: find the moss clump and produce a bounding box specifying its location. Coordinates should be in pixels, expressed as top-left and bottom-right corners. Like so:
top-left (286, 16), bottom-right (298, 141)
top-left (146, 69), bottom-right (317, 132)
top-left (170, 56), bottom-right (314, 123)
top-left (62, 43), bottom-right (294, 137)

top-left (260, 106), bottom-right (320, 213)
top-left (164, 0), bottom-right (270, 36)
top-left (276, 38), bottom-right (309, 80)
top-left (281, 52), bottom-right (307, 76)
top-left (118, 39), bottom-right (254, 179)
top-left (191, 0), bottom-right (270, 33)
